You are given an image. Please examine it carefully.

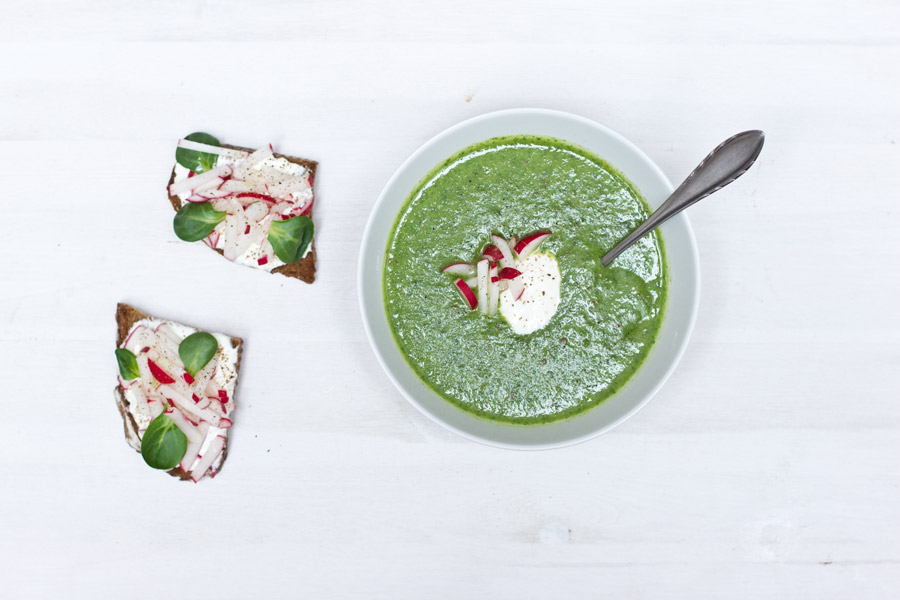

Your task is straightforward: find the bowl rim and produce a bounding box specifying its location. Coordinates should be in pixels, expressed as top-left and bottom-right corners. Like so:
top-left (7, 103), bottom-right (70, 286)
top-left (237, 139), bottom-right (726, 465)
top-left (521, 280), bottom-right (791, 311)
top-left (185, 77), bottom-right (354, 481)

top-left (358, 107), bottom-right (700, 449)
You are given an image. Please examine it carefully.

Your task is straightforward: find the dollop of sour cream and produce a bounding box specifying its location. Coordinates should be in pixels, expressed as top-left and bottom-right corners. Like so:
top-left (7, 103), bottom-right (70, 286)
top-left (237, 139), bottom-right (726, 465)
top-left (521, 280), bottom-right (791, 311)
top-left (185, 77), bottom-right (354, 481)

top-left (499, 252), bottom-right (561, 335)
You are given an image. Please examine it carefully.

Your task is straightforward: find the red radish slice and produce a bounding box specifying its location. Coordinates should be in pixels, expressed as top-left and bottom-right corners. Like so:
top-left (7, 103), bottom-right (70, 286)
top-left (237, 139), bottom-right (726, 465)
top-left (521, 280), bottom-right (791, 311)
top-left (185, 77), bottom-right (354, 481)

top-left (236, 191), bottom-right (279, 204)
top-left (219, 418), bottom-right (233, 429)
top-left (190, 435), bottom-right (226, 483)
top-left (441, 263), bottom-right (476, 276)
top-left (476, 259), bottom-right (490, 315)
top-left (147, 359), bottom-right (175, 384)
top-left (195, 396), bottom-right (211, 410)
top-left (490, 235), bottom-right (516, 270)
top-left (514, 232), bottom-right (551, 259)
top-left (183, 373), bottom-right (194, 385)
top-left (482, 245), bottom-right (504, 261)
top-left (168, 164), bottom-right (232, 197)
top-left (454, 279), bottom-right (478, 310)
top-left (257, 256), bottom-right (268, 266)
top-left (500, 267), bottom-right (522, 280)
top-left (177, 139), bottom-right (231, 155)
top-left (218, 389), bottom-right (229, 403)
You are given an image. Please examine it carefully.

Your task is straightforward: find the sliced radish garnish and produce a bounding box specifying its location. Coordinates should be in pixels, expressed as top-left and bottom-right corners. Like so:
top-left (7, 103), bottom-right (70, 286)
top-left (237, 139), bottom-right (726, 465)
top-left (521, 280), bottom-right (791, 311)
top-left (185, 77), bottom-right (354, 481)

top-left (509, 235), bottom-right (518, 247)
top-left (219, 418), bottom-right (233, 429)
top-left (233, 146), bottom-right (274, 179)
top-left (168, 164), bottom-right (232, 197)
top-left (453, 279), bottom-right (478, 310)
top-left (476, 259), bottom-right (489, 315)
top-left (164, 407), bottom-right (203, 444)
top-left (464, 276), bottom-right (477, 288)
top-left (190, 435), bottom-right (226, 483)
top-left (159, 384), bottom-right (220, 427)
top-left (507, 277), bottom-right (526, 301)
top-left (488, 263), bottom-right (500, 316)
top-left (182, 372), bottom-right (194, 385)
top-left (441, 263), bottom-right (476, 276)
top-left (514, 232), bottom-right (551, 259)
top-left (500, 267), bottom-right (522, 280)
top-left (220, 179), bottom-right (251, 193)
top-left (482, 245), bottom-right (504, 261)
top-left (491, 235), bottom-right (516, 270)
top-left (217, 389), bottom-right (229, 403)
top-left (244, 201), bottom-right (269, 223)
top-left (177, 139), bottom-right (230, 155)
top-left (147, 359), bottom-right (175, 384)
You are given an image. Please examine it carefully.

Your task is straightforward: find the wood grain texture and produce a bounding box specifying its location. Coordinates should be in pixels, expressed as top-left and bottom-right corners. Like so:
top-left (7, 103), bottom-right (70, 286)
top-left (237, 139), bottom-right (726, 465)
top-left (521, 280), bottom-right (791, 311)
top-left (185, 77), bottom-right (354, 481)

top-left (1, 1), bottom-right (898, 598)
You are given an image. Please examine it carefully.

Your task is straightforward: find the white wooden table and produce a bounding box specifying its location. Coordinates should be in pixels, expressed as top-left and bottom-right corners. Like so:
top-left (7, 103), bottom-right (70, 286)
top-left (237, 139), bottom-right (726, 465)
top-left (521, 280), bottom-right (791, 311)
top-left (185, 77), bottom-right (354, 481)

top-left (2, 1), bottom-right (898, 597)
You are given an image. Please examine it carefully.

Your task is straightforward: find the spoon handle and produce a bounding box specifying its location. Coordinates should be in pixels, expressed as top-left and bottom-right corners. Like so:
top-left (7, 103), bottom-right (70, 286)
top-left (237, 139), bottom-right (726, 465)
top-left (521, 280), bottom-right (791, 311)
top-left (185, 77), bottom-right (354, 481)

top-left (601, 130), bottom-right (765, 267)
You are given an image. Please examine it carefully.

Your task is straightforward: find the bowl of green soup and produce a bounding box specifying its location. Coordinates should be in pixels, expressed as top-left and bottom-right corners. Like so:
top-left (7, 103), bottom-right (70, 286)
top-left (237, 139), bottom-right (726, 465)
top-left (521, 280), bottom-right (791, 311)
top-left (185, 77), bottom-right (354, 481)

top-left (359, 108), bottom-right (699, 449)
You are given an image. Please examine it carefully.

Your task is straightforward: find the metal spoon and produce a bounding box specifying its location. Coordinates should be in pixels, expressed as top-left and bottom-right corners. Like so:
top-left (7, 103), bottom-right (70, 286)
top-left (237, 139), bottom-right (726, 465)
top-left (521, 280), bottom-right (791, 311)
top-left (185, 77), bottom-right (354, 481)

top-left (601, 130), bottom-right (765, 266)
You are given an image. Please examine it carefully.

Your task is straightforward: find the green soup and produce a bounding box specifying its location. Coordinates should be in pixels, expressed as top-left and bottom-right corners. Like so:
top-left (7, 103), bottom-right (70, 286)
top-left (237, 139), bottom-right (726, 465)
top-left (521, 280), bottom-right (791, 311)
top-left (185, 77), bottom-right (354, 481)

top-left (384, 135), bottom-right (666, 424)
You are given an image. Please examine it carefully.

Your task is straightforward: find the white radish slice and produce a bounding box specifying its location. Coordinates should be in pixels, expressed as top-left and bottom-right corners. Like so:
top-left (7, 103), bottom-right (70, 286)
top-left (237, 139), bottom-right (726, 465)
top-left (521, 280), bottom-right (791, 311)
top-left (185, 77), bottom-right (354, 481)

top-left (271, 201), bottom-right (292, 215)
top-left (192, 186), bottom-right (233, 200)
top-left (124, 325), bottom-right (154, 354)
top-left (165, 408), bottom-right (202, 444)
top-left (155, 323), bottom-right (182, 348)
top-left (190, 435), bottom-right (226, 482)
top-left (233, 145), bottom-right (274, 179)
top-left (158, 384), bottom-right (220, 427)
top-left (179, 421), bottom-right (210, 471)
top-left (220, 179), bottom-right (251, 193)
top-left (223, 210), bottom-right (253, 261)
top-left (177, 139), bottom-right (230, 155)
top-left (476, 259), bottom-right (489, 315)
top-left (168, 164), bottom-right (232, 197)
top-left (488, 264), bottom-right (500, 316)
top-left (464, 276), bottom-right (477, 288)
top-left (441, 263), bottom-right (476, 276)
top-left (498, 280), bottom-right (509, 292)
top-left (507, 277), bottom-right (525, 301)
top-left (190, 359), bottom-right (218, 398)
top-left (491, 234), bottom-right (516, 270)
top-left (244, 201), bottom-right (269, 223)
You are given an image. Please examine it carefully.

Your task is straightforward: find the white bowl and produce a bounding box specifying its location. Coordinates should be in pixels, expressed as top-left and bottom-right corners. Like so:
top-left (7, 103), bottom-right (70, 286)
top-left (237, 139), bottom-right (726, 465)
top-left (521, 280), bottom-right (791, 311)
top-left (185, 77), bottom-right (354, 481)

top-left (359, 108), bottom-right (700, 449)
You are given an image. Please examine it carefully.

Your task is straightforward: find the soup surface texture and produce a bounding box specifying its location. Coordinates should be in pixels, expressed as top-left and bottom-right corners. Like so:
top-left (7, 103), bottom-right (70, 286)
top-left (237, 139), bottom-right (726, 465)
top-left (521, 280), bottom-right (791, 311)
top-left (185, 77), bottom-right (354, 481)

top-left (384, 135), bottom-right (666, 424)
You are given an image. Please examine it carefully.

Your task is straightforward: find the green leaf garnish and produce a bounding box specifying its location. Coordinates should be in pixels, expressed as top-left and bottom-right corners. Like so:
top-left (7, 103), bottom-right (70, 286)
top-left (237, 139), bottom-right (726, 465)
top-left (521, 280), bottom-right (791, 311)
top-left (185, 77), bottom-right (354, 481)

top-left (173, 202), bottom-right (227, 242)
top-left (179, 332), bottom-right (218, 377)
top-left (115, 348), bottom-right (140, 380)
top-left (267, 216), bottom-right (314, 264)
top-left (176, 132), bottom-right (220, 173)
top-left (140, 413), bottom-right (188, 470)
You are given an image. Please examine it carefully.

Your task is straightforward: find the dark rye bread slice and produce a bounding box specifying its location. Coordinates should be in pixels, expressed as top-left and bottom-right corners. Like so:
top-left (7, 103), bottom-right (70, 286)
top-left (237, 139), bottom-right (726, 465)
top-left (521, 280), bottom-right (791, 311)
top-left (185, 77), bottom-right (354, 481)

top-left (114, 302), bottom-right (243, 481)
top-left (166, 143), bottom-right (318, 284)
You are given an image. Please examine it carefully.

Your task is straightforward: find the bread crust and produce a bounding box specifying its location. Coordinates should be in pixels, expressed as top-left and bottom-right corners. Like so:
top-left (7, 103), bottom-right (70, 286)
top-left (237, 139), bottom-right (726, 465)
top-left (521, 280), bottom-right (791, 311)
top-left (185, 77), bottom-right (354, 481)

top-left (114, 302), bottom-right (242, 481)
top-left (166, 143), bottom-right (318, 283)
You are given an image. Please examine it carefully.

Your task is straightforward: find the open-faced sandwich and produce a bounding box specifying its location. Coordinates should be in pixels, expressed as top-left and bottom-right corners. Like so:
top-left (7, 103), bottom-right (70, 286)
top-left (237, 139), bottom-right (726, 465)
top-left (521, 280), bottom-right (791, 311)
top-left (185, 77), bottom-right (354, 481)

top-left (114, 303), bottom-right (241, 482)
top-left (167, 132), bottom-right (317, 283)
